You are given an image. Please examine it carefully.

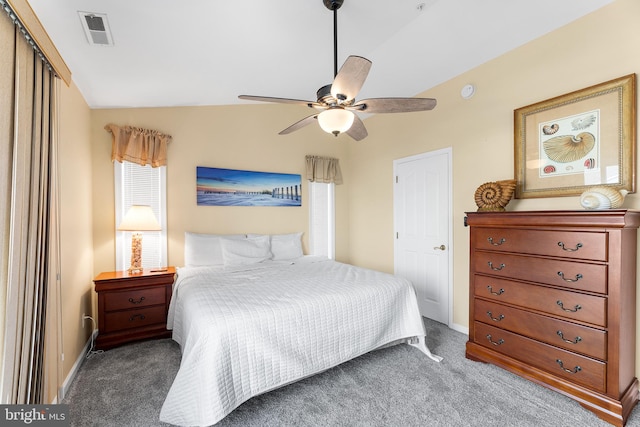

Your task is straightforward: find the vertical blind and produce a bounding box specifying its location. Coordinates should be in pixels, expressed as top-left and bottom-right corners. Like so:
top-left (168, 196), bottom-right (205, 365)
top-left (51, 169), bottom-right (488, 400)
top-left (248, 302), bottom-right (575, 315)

top-left (0, 3), bottom-right (59, 404)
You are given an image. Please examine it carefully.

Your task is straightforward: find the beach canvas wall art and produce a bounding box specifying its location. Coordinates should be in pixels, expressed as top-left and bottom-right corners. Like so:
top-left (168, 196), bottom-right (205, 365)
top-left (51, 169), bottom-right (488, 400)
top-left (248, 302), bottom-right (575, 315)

top-left (197, 166), bottom-right (302, 206)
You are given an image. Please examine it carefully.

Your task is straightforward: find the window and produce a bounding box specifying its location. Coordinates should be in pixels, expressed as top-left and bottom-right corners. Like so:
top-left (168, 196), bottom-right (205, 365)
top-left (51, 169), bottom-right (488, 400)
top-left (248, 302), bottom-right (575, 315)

top-left (114, 161), bottom-right (167, 270)
top-left (308, 181), bottom-right (335, 259)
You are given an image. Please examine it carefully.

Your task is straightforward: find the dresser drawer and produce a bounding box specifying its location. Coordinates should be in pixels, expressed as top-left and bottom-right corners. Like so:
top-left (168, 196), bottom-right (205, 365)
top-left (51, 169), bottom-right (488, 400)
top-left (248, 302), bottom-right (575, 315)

top-left (474, 322), bottom-right (606, 393)
top-left (474, 252), bottom-right (607, 294)
top-left (474, 275), bottom-right (606, 327)
top-left (103, 286), bottom-right (166, 311)
top-left (103, 305), bottom-right (167, 333)
top-left (472, 227), bottom-right (607, 261)
top-left (474, 299), bottom-right (607, 360)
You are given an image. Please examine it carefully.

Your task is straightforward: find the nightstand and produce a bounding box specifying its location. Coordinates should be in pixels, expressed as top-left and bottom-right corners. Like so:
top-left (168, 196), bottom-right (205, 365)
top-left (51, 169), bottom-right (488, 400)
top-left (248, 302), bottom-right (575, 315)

top-left (93, 267), bottom-right (176, 350)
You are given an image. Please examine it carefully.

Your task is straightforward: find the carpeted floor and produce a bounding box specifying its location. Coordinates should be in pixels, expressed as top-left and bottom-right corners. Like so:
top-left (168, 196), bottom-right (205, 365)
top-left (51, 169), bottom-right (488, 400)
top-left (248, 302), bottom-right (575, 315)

top-left (63, 318), bottom-right (640, 426)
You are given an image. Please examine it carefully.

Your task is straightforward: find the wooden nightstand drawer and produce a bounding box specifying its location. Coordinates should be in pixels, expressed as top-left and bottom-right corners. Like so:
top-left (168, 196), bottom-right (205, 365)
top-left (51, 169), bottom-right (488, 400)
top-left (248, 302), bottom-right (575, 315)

top-left (103, 286), bottom-right (166, 311)
top-left (103, 305), bottom-right (167, 333)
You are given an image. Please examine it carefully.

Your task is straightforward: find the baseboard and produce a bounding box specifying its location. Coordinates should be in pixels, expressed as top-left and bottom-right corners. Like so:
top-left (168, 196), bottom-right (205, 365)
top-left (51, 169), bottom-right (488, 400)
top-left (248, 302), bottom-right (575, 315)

top-left (57, 329), bottom-right (98, 402)
top-left (449, 322), bottom-right (469, 336)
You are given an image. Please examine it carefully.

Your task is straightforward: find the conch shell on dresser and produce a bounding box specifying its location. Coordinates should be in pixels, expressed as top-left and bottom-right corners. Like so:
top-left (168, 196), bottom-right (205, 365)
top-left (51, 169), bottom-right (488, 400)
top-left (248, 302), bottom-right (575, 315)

top-left (474, 179), bottom-right (517, 212)
top-left (579, 186), bottom-right (628, 210)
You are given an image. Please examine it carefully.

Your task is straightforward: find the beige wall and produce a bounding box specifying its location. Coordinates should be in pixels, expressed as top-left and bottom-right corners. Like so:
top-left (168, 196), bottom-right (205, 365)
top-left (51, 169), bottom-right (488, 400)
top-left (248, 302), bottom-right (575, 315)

top-left (57, 80), bottom-right (93, 391)
top-left (347, 0), bottom-right (640, 359)
top-left (90, 104), bottom-right (350, 274)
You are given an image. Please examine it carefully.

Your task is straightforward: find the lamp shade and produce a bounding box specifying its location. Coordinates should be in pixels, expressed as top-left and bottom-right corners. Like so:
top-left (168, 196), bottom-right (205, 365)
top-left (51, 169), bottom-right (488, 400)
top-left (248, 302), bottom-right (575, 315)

top-left (317, 108), bottom-right (354, 136)
top-left (117, 205), bottom-right (161, 231)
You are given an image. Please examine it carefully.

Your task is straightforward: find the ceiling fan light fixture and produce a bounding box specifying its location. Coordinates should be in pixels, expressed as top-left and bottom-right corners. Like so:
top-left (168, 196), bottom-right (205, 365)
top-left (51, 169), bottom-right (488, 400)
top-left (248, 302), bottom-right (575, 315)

top-left (318, 108), bottom-right (354, 136)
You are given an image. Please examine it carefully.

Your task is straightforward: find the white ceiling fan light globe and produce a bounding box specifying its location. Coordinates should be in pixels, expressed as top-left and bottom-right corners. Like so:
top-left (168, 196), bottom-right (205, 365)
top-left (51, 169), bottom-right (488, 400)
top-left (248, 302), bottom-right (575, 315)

top-left (317, 108), bottom-right (354, 136)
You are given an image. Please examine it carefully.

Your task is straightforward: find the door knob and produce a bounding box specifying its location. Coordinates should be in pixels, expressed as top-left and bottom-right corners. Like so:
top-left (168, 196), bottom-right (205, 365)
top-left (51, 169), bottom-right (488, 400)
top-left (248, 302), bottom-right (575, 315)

top-left (434, 245), bottom-right (446, 250)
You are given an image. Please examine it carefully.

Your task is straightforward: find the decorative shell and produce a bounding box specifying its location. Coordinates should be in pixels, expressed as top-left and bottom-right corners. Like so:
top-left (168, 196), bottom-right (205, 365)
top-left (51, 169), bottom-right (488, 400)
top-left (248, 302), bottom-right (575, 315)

top-left (474, 179), bottom-right (517, 212)
top-left (543, 132), bottom-right (595, 163)
top-left (571, 114), bottom-right (596, 130)
top-left (542, 124), bottom-right (559, 135)
top-left (579, 186), bottom-right (628, 210)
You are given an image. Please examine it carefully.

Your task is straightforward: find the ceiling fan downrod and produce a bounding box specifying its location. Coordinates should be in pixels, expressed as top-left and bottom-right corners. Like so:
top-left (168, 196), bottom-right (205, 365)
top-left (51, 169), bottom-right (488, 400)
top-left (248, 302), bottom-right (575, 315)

top-left (323, 0), bottom-right (343, 77)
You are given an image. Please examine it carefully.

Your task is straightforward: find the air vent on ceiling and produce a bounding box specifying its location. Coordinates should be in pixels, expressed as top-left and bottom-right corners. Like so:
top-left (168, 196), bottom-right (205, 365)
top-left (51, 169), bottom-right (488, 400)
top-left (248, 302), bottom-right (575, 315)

top-left (78, 11), bottom-right (113, 46)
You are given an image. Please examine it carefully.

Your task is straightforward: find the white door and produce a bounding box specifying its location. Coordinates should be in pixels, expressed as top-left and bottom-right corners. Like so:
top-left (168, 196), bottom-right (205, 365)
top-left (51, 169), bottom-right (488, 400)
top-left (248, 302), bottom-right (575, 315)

top-left (394, 148), bottom-right (452, 324)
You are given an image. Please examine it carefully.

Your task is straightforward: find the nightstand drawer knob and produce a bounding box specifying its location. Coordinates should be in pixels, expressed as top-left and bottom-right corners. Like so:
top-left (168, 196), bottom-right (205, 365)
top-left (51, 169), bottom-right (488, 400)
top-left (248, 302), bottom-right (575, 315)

top-left (129, 313), bottom-right (146, 322)
top-left (129, 296), bottom-right (146, 305)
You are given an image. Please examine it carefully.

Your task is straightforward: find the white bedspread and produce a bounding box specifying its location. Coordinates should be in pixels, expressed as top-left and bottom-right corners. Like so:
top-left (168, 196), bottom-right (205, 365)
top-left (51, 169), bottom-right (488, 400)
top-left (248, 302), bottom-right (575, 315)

top-left (159, 257), bottom-right (440, 426)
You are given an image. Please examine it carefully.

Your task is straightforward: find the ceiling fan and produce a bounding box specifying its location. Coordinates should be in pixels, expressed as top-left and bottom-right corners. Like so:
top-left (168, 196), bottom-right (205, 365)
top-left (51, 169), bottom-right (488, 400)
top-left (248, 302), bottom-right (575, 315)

top-left (238, 0), bottom-right (437, 141)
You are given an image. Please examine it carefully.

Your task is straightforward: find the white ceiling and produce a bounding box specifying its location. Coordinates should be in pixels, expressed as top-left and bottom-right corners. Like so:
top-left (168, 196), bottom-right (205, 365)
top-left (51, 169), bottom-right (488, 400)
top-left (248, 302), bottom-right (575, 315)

top-left (28, 0), bottom-right (613, 109)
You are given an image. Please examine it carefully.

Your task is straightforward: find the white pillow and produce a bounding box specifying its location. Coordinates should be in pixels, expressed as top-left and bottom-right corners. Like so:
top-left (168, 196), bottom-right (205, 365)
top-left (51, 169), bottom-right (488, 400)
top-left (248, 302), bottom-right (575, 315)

top-left (184, 232), bottom-right (245, 267)
top-left (270, 232), bottom-right (304, 260)
top-left (221, 235), bottom-right (272, 266)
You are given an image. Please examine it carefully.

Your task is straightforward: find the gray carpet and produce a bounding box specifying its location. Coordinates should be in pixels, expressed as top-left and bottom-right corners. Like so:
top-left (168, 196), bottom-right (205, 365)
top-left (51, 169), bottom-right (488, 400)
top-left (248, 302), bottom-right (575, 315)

top-left (63, 318), bottom-right (640, 426)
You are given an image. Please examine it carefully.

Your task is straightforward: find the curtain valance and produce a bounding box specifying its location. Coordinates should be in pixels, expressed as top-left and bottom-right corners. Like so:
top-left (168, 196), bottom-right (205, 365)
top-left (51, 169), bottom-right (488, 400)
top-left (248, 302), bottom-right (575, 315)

top-left (305, 155), bottom-right (343, 185)
top-left (105, 123), bottom-right (171, 167)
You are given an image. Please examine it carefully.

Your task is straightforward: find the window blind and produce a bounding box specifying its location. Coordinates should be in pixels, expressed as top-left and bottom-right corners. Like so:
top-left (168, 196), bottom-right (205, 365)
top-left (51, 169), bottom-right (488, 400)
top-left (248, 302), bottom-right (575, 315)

top-left (114, 161), bottom-right (167, 270)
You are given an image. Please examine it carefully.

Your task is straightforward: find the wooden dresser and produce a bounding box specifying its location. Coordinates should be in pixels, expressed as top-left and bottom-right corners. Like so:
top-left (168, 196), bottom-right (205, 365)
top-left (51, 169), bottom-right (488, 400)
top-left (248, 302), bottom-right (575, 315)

top-left (94, 267), bottom-right (175, 350)
top-left (465, 210), bottom-right (640, 426)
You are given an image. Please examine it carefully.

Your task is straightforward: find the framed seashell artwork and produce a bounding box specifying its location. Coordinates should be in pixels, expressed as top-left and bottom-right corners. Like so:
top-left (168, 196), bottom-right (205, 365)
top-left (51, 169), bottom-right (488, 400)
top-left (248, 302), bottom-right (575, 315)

top-left (514, 74), bottom-right (636, 198)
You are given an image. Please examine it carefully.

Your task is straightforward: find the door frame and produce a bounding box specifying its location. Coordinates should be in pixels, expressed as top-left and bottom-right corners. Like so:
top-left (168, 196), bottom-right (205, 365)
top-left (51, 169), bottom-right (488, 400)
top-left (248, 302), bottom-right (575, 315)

top-left (393, 147), bottom-right (454, 326)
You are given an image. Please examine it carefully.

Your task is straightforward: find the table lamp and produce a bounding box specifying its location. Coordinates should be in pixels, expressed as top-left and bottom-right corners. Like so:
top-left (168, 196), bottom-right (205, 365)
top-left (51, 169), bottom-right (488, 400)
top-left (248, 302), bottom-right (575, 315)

top-left (117, 205), bottom-right (161, 274)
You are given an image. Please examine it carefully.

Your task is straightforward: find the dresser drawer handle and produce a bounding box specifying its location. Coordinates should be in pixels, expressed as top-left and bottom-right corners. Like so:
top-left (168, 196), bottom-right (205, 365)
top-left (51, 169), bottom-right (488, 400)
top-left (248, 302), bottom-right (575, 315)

top-left (557, 272), bottom-right (583, 282)
top-left (557, 241), bottom-right (583, 252)
top-left (487, 262), bottom-right (505, 271)
top-left (556, 300), bottom-right (582, 313)
top-left (556, 359), bottom-right (582, 374)
top-left (557, 331), bottom-right (582, 345)
top-left (486, 286), bottom-right (504, 296)
top-left (486, 334), bottom-right (504, 346)
top-left (129, 313), bottom-right (146, 322)
top-left (487, 237), bottom-right (506, 246)
top-left (128, 296), bottom-right (146, 305)
top-left (486, 311), bottom-right (505, 322)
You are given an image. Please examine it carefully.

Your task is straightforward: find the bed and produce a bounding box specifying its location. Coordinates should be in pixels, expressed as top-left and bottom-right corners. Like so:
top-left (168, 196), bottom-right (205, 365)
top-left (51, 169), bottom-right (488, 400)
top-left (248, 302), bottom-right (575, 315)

top-left (159, 233), bottom-right (441, 426)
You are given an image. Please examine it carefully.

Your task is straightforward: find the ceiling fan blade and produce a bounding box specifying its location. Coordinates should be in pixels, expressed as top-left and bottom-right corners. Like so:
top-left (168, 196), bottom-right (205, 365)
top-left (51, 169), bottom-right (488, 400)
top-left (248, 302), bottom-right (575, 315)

top-left (331, 55), bottom-right (372, 103)
top-left (279, 114), bottom-right (318, 135)
top-left (346, 114), bottom-right (368, 141)
top-left (239, 95), bottom-right (320, 108)
top-left (352, 97), bottom-right (437, 113)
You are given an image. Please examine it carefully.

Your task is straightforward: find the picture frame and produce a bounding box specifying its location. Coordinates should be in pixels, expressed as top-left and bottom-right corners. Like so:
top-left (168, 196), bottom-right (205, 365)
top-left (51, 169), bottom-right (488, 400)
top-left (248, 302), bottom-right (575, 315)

top-left (196, 166), bottom-right (302, 207)
top-left (514, 74), bottom-right (636, 199)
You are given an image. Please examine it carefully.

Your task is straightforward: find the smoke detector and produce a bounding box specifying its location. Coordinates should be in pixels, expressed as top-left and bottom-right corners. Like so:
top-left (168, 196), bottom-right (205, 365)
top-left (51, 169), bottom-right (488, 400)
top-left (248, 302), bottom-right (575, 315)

top-left (78, 11), bottom-right (114, 46)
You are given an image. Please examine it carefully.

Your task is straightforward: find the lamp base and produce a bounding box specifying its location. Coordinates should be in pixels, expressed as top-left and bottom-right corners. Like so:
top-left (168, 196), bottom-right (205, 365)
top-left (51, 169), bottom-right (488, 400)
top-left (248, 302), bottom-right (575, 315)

top-left (127, 232), bottom-right (143, 274)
